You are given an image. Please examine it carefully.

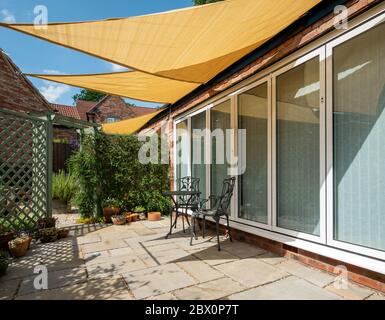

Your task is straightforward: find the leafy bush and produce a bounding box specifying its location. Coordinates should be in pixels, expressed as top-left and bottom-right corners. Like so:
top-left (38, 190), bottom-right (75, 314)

top-left (68, 132), bottom-right (171, 218)
top-left (52, 170), bottom-right (79, 202)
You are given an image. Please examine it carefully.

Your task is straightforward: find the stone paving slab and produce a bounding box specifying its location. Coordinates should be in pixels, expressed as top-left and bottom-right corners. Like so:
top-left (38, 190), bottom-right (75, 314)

top-left (257, 252), bottom-right (288, 265)
top-left (16, 277), bottom-right (133, 300)
top-left (366, 293), bottom-right (385, 300)
top-left (0, 278), bottom-right (21, 300)
top-left (325, 281), bottom-right (375, 300)
top-left (215, 258), bottom-right (289, 288)
top-left (227, 276), bottom-right (342, 300)
top-left (86, 254), bottom-right (147, 279)
top-left (221, 241), bottom-right (267, 259)
top-left (123, 263), bottom-right (197, 299)
top-left (191, 246), bottom-right (239, 266)
top-left (17, 266), bottom-right (87, 296)
top-left (148, 292), bottom-right (178, 300)
top-left (277, 260), bottom-right (335, 288)
top-left (176, 259), bottom-right (224, 283)
top-left (80, 239), bottom-right (128, 254)
top-left (173, 277), bottom-right (245, 300)
top-left (150, 248), bottom-right (191, 265)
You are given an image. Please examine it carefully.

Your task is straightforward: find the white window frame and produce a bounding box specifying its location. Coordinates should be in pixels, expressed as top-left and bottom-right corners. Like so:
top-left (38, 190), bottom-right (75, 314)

top-left (232, 76), bottom-right (273, 230)
top-left (326, 11), bottom-right (385, 261)
top-left (271, 47), bottom-right (326, 244)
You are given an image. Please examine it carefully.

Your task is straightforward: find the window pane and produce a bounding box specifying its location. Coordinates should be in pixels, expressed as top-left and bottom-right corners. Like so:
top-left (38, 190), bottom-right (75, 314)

top-left (276, 57), bottom-right (320, 235)
top-left (333, 23), bottom-right (385, 251)
top-left (211, 100), bottom-right (231, 197)
top-left (191, 111), bottom-right (206, 198)
top-left (238, 83), bottom-right (268, 224)
top-left (176, 120), bottom-right (189, 184)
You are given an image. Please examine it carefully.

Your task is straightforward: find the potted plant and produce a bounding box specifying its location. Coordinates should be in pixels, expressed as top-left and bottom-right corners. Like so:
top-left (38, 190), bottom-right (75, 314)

top-left (8, 236), bottom-right (30, 258)
top-left (37, 217), bottom-right (57, 230)
top-left (39, 228), bottom-right (58, 243)
top-left (111, 215), bottom-right (126, 225)
top-left (0, 249), bottom-right (9, 276)
top-left (0, 227), bottom-right (14, 252)
top-left (145, 192), bottom-right (169, 222)
top-left (102, 198), bottom-right (121, 223)
top-left (18, 231), bottom-right (33, 250)
top-left (57, 228), bottom-right (70, 239)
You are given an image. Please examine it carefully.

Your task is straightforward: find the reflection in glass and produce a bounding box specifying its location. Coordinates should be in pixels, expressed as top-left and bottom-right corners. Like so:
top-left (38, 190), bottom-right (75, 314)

top-left (276, 57), bottom-right (320, 235)
top-left (333, 23), bottom-right (385, 251)
top-left (238, 83), bottom-right (268, 224)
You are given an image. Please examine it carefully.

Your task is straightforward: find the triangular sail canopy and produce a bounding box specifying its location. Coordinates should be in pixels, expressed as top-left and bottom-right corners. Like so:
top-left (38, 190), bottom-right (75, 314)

top-left (29, 71), bottom-right (200, 104)
top-left (102, 108), bottom-right (164, 135)
top-left (2, 0), bottom-right (320, 84)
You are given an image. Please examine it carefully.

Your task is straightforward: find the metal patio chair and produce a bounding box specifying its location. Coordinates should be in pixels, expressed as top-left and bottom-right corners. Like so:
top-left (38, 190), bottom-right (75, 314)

top-left (190, 177), bottom-right (236, 251)
top-left (174, 176), bottom-right (201, 233)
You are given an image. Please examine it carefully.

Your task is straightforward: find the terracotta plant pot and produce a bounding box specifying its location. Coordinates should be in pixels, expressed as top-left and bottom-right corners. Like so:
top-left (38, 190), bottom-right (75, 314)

top-left (103, 207), bottom-right (120, 223)
top-left (130, 213), bottom-right (140, 222)
top-left (148, 212), bottom-right (161, 222)
top-left (111, 215), bottom-right (126, 225)
top-left (37, 218), bottom-right (57, 230)
top-left (8, 237), bottom-right (30, 258)
top-left (0, 232), bottom-right (14, 252)
top-left (57, 229), bottom-right (69, 239)
top-left (39, 228), bottom-right (58, 243)
top-left (123, 212), bottom-right (132, 223)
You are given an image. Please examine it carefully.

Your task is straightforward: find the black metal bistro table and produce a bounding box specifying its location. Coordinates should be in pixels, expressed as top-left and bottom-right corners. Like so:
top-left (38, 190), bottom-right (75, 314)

top-left (163, 190), bottom-right (200, 239)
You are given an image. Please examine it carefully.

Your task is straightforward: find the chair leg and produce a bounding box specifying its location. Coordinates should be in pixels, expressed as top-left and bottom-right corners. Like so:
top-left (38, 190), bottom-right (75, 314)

top-left (202, 216), bottom-right (206, 239)
top-left (182, 209), bottom-right (186, 233)
top-left (226, 214), bottom-right (232, 242)
top-left (190, 216), bottom-right (195, 246)
top-left (215, 217), bottom-right (221, 251)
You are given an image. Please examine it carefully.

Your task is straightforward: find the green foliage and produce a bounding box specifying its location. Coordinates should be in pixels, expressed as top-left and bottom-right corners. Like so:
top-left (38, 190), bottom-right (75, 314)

top-left (72, 89), bottom-right (106, 103)
top-left (68, 132), bottom-right (171, 218)
top-left (193, 0), bottom-right (223, 5)
top-left (52, 171), bottom-right (79, 202)
top-left (53, 138), bottom-right (69, 144)
top-left (76, 217), bottom-right (106, 225)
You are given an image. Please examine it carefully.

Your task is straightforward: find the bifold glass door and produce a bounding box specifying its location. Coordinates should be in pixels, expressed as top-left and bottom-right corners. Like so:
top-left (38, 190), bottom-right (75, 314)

top-left (191, 111), bottom-right (207, 199)
top-left (327, 18), bottom-right (385, 258)
top-left (175, 120), bottom-right (190, 185)
top-left (273, 49), bottom-right (325, 241)
top-left (210, 100), bottom-right (231, 198)
top-left (237, 81), bottom-right (269, 225)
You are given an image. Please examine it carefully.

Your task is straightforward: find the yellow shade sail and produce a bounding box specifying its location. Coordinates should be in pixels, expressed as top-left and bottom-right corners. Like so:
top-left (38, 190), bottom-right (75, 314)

top-left (29, 72), bottom-right (200, 103)
top-left (102, 108), bottom-right (164, 135)
top-left (3, 0), bottom-right (320, 83)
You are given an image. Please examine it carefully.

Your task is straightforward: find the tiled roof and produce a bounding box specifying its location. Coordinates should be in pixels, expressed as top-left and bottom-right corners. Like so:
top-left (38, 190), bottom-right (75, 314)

top-left (128, 105), bottom-right (157, 117)
top-left (51, 103), bottom-right (81, 120)
top-left (76, 100), bottom-right (97, 121)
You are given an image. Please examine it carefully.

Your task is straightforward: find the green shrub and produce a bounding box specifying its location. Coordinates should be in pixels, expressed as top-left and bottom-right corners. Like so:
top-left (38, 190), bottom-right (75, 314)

top-left (52, 170), bottom-right (79, 203)
top-left (68, 132), bottom-right (171, 218)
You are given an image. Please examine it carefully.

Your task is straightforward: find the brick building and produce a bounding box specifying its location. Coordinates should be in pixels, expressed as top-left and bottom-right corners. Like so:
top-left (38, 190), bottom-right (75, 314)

top-left (139, 0), bottom-right (385, 291)
top-left (0, 49), bottom-right (51, 113)
top-left (52, 95), bottom-right (155, 124)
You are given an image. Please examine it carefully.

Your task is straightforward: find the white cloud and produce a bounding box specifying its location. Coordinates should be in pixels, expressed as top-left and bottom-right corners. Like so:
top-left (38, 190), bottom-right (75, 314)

top-left (43, 69), bottom-right (66, 75)
top-left (109, 63), bottom-right (128, 72)
top-left (40, 83), bottom-right (70, 103)
top-left (1, 9), bottom-right (15, 23)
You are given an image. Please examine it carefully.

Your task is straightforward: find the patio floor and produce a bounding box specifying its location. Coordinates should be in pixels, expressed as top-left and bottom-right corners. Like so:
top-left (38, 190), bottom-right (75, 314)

top-left (1, 216), bottom-right (384, 300)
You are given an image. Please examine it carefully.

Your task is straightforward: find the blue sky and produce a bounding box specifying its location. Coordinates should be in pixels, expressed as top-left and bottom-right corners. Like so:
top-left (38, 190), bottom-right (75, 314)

top-left (0, 0), bottom-right (193, 107)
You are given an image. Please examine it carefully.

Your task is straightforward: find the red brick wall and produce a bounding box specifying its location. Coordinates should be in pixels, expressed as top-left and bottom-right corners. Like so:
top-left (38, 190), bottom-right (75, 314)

top-left (93, 96), bottom-right (136, 123)
top-left (0, 52), bottom-right (51, 113)
top-left (53, 127), bottom-right (79, 143)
